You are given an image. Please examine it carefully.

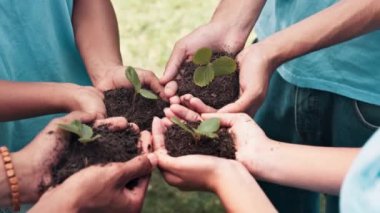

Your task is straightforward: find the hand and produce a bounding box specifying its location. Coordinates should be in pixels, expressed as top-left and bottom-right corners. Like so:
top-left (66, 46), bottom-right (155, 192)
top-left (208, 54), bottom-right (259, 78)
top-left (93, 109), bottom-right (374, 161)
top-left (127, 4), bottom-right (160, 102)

top-left (162, 22), bottom-right (247, 100)
top-left (201, 113), bottom-right (272, 175)
top-left (172, 43), bottom-right (277, 115)
top-left (94, 65), bottom-right (165, 99)
top-left (64, 84), bottom-right (106, 119)
top-left (30, 154), bottom-right (157, 213)
top-left (151, 117), bottom-right (242, 192)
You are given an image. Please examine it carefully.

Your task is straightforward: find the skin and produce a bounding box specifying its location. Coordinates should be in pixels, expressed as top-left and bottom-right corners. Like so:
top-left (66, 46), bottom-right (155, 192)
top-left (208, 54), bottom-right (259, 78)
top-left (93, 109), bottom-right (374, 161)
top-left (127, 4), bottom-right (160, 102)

top-left (164, 106), bottom-right (359, 195)
top-left (72, 0), bottom-right (165, 99)
top-left (0, 81), bottom-right (105, 121)
top-left (29, 154), bottom-right (157, 213)
top-left (152, 117), bottom-right (276, 213)
top-left (0, 113), bottom-right (153, 211)
top-left (162, 0), bottom-right (380, 114)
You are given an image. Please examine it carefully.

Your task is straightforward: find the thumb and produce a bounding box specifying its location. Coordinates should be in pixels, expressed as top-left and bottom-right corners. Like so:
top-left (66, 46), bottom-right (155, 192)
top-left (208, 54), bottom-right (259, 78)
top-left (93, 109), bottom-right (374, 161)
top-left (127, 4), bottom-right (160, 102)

top-left (118, 154), bottom-right (157, 185)
top-left (201, 113), bottom-right (252, 127)
top-left (161, 43), bottom-right (187, 84)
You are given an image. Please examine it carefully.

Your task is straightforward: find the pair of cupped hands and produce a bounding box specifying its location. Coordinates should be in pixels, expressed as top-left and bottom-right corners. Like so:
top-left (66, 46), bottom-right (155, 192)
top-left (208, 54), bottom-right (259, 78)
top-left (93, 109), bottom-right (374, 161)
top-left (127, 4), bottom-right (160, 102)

top-left (27, 23), bottom-right (278, 212)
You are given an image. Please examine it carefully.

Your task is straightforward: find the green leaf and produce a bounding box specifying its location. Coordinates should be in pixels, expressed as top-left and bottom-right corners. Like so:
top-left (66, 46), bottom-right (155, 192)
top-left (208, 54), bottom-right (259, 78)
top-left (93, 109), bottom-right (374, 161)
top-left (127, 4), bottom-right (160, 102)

top-left (196, 118), bottom-right (220, 135)
top-left (58, 122), bottom-right (81, 136)
top-left (192, 48), bottom-right (212, 65)
top-left (79, 134), bottom-right (101, 144)
top-left (193, 65), bottom-right (215, 87)
top-left (212, 56), bottom-right (237, 77)
top-left (125, 66), bottom-right (141, 93)
top-left (139, 88), bottom-right (158, 99)
top-left (171, 117), bottom-right (195, 136)
top-left (80, 124), bottom-right (94, 140)
top-left (201, 132), bottom-right (218, 139)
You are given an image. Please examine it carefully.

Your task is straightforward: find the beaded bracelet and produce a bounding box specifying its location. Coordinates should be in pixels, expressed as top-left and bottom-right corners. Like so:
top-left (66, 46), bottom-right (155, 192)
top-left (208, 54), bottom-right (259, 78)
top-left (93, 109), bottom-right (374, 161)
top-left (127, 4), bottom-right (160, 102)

top-left (0, 146), bottom-right (20, 212)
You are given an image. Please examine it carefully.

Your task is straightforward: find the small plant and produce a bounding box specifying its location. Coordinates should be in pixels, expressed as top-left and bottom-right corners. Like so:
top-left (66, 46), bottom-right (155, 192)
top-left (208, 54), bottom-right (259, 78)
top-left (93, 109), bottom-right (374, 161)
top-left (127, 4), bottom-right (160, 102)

top-left (59, 120), bottom-right (101, 144)
top-left (171, 117), bottom-right (221, 141)
top-left (125, 66), bottom-right (158, 100)
top-left (192, 48), bottom-right (237, 87)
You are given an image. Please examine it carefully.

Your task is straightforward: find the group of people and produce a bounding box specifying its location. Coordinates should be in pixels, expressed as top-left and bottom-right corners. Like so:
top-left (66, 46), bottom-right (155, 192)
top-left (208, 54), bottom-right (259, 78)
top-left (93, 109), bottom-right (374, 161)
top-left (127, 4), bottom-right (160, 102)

top-left (1, 0), bottom-right (379, 212)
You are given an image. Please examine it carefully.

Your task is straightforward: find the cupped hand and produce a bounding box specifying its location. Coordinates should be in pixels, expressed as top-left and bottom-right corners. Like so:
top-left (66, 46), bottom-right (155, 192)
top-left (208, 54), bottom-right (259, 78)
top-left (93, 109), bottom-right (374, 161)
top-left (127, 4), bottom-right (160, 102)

top-left (66, 84), bottom-right (106, 119)
top-left (95, 65), bottom-right (165, 100)
top-left (30, 154), bottom-right (157, 213)
top-left (152, 116), bottom-right (238, 192)
top-left (162, 22), bottom-right (246, 100)
top-left (201, 112), bottom-right (271, 174)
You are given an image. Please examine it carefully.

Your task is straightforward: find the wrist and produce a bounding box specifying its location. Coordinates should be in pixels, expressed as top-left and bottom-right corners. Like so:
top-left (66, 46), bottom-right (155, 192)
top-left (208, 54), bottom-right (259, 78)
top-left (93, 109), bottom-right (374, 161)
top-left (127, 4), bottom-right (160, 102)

top-left (211, 160), bottom-right (246, 193)
top-left (206, 22), bottom-right (248, 53)
top-left (90, 65), bottom-right (124, 91)
top-left (31, 188), bottom-right (80, 213)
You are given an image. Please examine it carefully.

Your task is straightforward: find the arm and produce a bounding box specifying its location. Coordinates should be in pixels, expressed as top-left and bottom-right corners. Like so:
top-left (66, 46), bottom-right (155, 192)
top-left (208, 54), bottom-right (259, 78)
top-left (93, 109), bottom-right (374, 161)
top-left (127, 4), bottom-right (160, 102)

top-left (259, 0), bottom-right (380, 68)
top-left (201, 113), bottom-right (359, 195)
top-left (72, 0), bottom-right (122, 88)
top-left (0, 81), bottom-right (105, 121)
top-left (72, 0), bottom-right (164, 95)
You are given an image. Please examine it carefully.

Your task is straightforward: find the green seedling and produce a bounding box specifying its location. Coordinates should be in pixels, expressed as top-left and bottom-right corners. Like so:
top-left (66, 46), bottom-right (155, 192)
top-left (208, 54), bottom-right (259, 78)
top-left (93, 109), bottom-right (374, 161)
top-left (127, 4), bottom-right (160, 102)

top-left (58, 120), bottom-right (101, 144)
top-left (125, 66), bottom-right (158, 100)
top-left (171, 117), bottom-right (221, 141)
top-left (192, 47), bottom-right (237, 87)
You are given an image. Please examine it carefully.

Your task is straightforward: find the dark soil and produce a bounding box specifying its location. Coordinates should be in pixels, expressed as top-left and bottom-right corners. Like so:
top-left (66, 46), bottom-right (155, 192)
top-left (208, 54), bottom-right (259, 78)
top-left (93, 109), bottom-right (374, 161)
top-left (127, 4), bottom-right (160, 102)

top-left (104, 88), bottom-right (169, 130)
top-left (165, 122), bottom-right (236, 159)
top-left (44, 124), bottom-right (140, 190)
top-left (177, 52), bottom-right (240, 109)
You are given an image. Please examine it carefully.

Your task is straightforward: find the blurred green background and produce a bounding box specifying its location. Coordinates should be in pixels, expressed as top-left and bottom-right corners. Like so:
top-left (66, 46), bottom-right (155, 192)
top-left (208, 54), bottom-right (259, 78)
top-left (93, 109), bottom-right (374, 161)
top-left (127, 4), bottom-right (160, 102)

top-left (112, 1), bottom-right (255, 212)
top-left (112, 0), bottom-right (224, 212)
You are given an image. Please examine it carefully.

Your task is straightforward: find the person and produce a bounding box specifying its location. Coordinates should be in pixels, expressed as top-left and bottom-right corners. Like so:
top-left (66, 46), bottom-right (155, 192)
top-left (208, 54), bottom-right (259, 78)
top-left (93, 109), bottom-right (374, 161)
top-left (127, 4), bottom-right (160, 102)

top-left (152, 113), bottom-right (380, 213)
top-left (0, 112), bottom-right (155, 213)
top-left (161, 0), bottom-right (380, 212)
top-left (0, 0), bottom-right (164, 151)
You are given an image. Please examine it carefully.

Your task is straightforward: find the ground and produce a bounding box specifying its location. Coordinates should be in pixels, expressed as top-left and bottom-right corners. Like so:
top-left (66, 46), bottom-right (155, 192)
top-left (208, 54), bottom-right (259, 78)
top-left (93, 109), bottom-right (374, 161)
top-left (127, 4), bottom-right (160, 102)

top-left (111, 0), bottom-right (255, 212)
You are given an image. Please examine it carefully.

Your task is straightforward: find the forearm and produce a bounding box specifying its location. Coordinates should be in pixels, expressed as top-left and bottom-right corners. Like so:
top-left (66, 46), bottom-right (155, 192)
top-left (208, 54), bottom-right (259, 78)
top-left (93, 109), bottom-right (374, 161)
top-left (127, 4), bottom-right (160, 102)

top-left (215, 161), bottom-right (276, 213)
top-left (248, 140), bottom-right (359, 195)
top-left (0, 81), bottom-right (77, 121)
top-left (72, 0), bottom-right (122, 87)
top-left (210, 0), bottom-right (266, 45)
top-left (260, 0), bottom-right (380, 66)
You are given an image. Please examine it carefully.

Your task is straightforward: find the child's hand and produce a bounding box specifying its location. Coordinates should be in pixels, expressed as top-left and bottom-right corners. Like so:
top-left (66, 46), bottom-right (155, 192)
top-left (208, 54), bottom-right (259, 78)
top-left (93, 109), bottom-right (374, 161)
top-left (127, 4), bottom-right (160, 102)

top-left (64, 84), bottom-right (106, 119)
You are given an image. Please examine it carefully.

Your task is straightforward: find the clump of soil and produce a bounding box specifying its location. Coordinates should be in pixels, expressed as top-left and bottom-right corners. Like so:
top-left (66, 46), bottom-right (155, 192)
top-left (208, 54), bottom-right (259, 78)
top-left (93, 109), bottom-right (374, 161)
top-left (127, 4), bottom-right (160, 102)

top-left (165, 122), bottom-right (236, 159)
top-left (177, 52), bottom-right (239, 109)
top-left (45, 124), bottom-right (140, 190)
top-left (104, 88), bottom-right (169, 130)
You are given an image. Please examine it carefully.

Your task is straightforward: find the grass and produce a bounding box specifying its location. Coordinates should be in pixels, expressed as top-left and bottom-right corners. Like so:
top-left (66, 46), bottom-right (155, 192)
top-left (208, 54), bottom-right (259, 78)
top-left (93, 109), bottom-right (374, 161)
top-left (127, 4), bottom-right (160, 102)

top-left (111, 1), bottom-right (255, 212)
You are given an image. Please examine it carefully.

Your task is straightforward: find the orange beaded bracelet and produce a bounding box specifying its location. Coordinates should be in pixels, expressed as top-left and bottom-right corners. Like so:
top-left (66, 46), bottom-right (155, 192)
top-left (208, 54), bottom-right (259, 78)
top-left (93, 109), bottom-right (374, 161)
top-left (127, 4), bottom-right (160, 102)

top-left (0, 146), bottom-right (20, 212)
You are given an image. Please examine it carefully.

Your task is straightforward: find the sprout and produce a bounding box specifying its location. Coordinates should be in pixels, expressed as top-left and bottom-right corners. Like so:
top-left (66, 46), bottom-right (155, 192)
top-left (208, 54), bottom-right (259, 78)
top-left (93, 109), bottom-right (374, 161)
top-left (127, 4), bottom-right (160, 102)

top-left (171, 117), bottom-right (221, 141)
top-left (125, 66), bottom-right (158, 100)
top-left (192, 48), bottom-right (237, 87)
top-left (58, 120), bottom-right (101, 144)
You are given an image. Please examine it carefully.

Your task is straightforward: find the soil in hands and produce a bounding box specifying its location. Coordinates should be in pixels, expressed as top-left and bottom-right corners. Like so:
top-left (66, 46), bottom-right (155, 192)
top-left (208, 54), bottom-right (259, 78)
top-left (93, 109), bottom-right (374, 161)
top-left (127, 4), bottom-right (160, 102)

top-left (104, 88), bottom-right (169, 130)
top-left (165, 122), bottom-right (236, 159)
top-left (45, 124), bottom-right (140, 190)
top-left (177, 52), bottom-right (240, 109)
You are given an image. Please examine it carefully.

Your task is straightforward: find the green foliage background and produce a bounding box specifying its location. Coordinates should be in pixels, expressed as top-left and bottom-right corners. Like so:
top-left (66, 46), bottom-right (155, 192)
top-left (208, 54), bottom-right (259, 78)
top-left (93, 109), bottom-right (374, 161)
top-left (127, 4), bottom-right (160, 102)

top-left (112, 1), bottom-right (255, 212)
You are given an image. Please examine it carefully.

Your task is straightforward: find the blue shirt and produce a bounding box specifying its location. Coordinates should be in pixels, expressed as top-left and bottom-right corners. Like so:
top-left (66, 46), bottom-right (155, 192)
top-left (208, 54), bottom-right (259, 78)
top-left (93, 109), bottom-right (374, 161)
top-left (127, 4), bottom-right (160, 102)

top-left (340, 130), bottom-right (380, 212)
top-left (0, 0), bottom-right (91, 151)
top-left (256, 0), bottom-right (380, 105)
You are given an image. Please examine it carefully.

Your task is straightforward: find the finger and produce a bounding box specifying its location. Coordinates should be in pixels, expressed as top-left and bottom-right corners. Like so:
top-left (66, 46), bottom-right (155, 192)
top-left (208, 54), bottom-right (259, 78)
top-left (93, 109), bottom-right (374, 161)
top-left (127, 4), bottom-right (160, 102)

top-left (169, 96), bottom-right (180, 105)
top-left (161, 171), bottom-right (183, 187)
top-left (93, 117), bottom-right (136, 131)
top-left (164, 81), bottom-right (178, 98)
top-left (140, 131), bottom-right (153, 154)
top-left (170, 104), bottom-right (201, 122)
top-left (61, 111), bottom-right (96, 124)
top-left (152, 117), bottom-right (167, 151)
top-left (201, 113), bottom-right (252, 127)
top-left (155, 151), bottom-right (180, 173)
top-left (164, 108), bottom-right (176, 118)
top-left (119, 154), bottom-right (156, 184)
top-left (161, 117), bottom-right (172, 127)
top-left (139, 69), bottom-right (165, 98)
top-left (188, 96), bottom-right (216, 113)
top-left (161, 43), bottom-right (186, 84)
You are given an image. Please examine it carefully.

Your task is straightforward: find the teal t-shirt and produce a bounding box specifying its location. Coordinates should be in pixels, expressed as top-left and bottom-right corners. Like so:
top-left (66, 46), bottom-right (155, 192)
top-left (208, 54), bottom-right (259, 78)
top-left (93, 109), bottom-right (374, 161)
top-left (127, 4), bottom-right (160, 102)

top-left (340, 130), bottom-right (380, 212)
top-left (0, 0), bottom-right (91, 151)
top-left (256, 0), bottom-right (380, 105)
